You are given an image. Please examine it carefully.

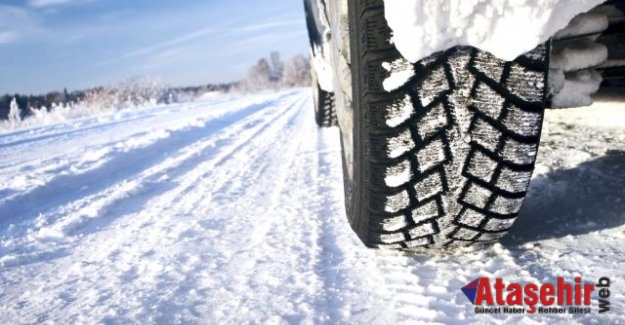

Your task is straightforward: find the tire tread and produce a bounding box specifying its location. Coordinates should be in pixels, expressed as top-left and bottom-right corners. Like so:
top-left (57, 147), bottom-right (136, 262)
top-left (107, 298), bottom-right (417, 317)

top-left (345, 0), bottom-right (548, 249)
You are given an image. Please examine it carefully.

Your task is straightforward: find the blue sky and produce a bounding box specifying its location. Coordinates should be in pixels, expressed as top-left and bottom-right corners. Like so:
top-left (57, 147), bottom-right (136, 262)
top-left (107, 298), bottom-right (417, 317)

top-left (0, 0), bottom-right (309, 94)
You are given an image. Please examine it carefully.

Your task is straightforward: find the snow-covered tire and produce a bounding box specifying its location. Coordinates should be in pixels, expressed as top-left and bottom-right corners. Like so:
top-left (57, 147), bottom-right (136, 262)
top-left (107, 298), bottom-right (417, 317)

top-left (312, 81), bottom-right (337, 127)
top-left (338, 0), bottom-right (549, 249)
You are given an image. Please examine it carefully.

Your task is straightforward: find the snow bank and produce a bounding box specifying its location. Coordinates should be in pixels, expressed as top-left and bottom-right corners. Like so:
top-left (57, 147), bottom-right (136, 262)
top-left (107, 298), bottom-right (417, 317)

top-left (384, 0), bottom-right (605, 63)
top-left (0, 92), bottom-right (227, 133)
top-left (197, 91), bottom-right (224, 101)
top-left (0, 102), bottom-right (160, 133)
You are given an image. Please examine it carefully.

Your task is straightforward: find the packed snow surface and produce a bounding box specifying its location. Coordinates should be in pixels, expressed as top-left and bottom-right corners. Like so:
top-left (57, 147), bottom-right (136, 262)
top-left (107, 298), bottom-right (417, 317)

top-left (1, 89), bottom-right (624, 323)
top-left (384, 0), bottom-right (605, 63)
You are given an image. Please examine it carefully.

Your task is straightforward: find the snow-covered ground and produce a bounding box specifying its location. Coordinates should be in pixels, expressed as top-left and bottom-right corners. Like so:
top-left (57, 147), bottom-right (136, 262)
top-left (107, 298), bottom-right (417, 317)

top-left (0, 89), bottom-right (623, 323)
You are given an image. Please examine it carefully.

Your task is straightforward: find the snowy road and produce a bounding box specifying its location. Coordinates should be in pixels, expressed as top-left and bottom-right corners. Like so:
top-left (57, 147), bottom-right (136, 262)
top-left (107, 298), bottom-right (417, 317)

top-left (0, 89), bottom-right (623, 324)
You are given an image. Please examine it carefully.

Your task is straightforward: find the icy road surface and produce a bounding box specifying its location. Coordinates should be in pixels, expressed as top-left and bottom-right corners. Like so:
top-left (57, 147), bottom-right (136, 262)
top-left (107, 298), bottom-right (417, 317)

top-left (0, 89), bottom-right (624, 324)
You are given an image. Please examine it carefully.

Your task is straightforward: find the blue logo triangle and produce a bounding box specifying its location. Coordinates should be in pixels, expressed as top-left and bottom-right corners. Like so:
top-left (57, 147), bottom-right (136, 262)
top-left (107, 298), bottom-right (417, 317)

top-left (461, 279), bottom-right (481, 304)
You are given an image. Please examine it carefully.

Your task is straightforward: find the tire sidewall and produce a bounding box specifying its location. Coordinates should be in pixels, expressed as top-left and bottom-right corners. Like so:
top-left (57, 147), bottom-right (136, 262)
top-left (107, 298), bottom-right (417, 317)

top-left (330, 0), bottom-right (371, 245)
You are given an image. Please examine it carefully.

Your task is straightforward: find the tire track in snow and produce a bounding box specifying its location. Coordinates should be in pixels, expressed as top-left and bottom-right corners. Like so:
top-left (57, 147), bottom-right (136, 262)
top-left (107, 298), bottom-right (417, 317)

top-left (308, 126), bottom-right (417, 324)
top-left (0, 92), bottom-right (304, 267)
top-left (200, 99), bottom-right (320, 322)
top-left (0, 91), bottom-right (313, 323)
top-left (0, 92), bottom-right (297, 204)
top-left (77, 92), bottom-right (313, 323)
top-left (309, 125), bottom-right (356, 323)
top-left (120, 93), bottom-right (323, 322)
top-left (0, 93), bottom-right (279, 149)
top-left (0, 94), bottom-right (295, 224)
top-left (74, 93), bottom-right (307, 231)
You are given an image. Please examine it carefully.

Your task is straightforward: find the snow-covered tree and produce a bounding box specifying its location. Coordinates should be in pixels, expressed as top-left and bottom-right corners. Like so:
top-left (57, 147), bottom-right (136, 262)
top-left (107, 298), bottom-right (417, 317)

top-left (80, 77), bottom-right (166, 111)
top-left (239, 58), bottom-right (274, 92)
top-left (238, 53), bottom-right (312, 92)
top-left (270, 51), bottom-right (284, 82)
top-left (281, 55), bottom-right (311, 88)
top-left (8, 98), bottom-right (21, 124)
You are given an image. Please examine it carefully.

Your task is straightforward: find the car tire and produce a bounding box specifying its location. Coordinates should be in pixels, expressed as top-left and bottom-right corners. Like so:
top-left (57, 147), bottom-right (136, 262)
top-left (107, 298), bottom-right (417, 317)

top-left (312, 73), bottom-right (338, 127)
top-left (334, 0), bottom-right (549, 249)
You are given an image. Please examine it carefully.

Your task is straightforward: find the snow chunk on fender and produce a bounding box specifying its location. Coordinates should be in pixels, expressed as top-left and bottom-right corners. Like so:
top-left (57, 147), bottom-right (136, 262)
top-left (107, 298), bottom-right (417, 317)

top-left (551, 69), bottom-right (602, 108)
top-left (383, 0), bottom-right (605, 63)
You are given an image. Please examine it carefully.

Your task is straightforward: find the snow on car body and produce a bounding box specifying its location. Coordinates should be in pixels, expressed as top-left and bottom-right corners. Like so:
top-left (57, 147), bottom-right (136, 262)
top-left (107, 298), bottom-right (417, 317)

top-left (384, 0), bottom-right (605, 62)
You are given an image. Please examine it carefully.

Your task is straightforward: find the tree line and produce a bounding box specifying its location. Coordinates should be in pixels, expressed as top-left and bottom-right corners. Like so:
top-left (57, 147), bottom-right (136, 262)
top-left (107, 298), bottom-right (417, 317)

top-left (0, 51), bottom-right (310, 121)
top-left (0, 89), bottom-right (81, 120)
top-left (237, 52), bottom-right (311, 92)
top-left (0, 82), bottom-right (235, 121)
